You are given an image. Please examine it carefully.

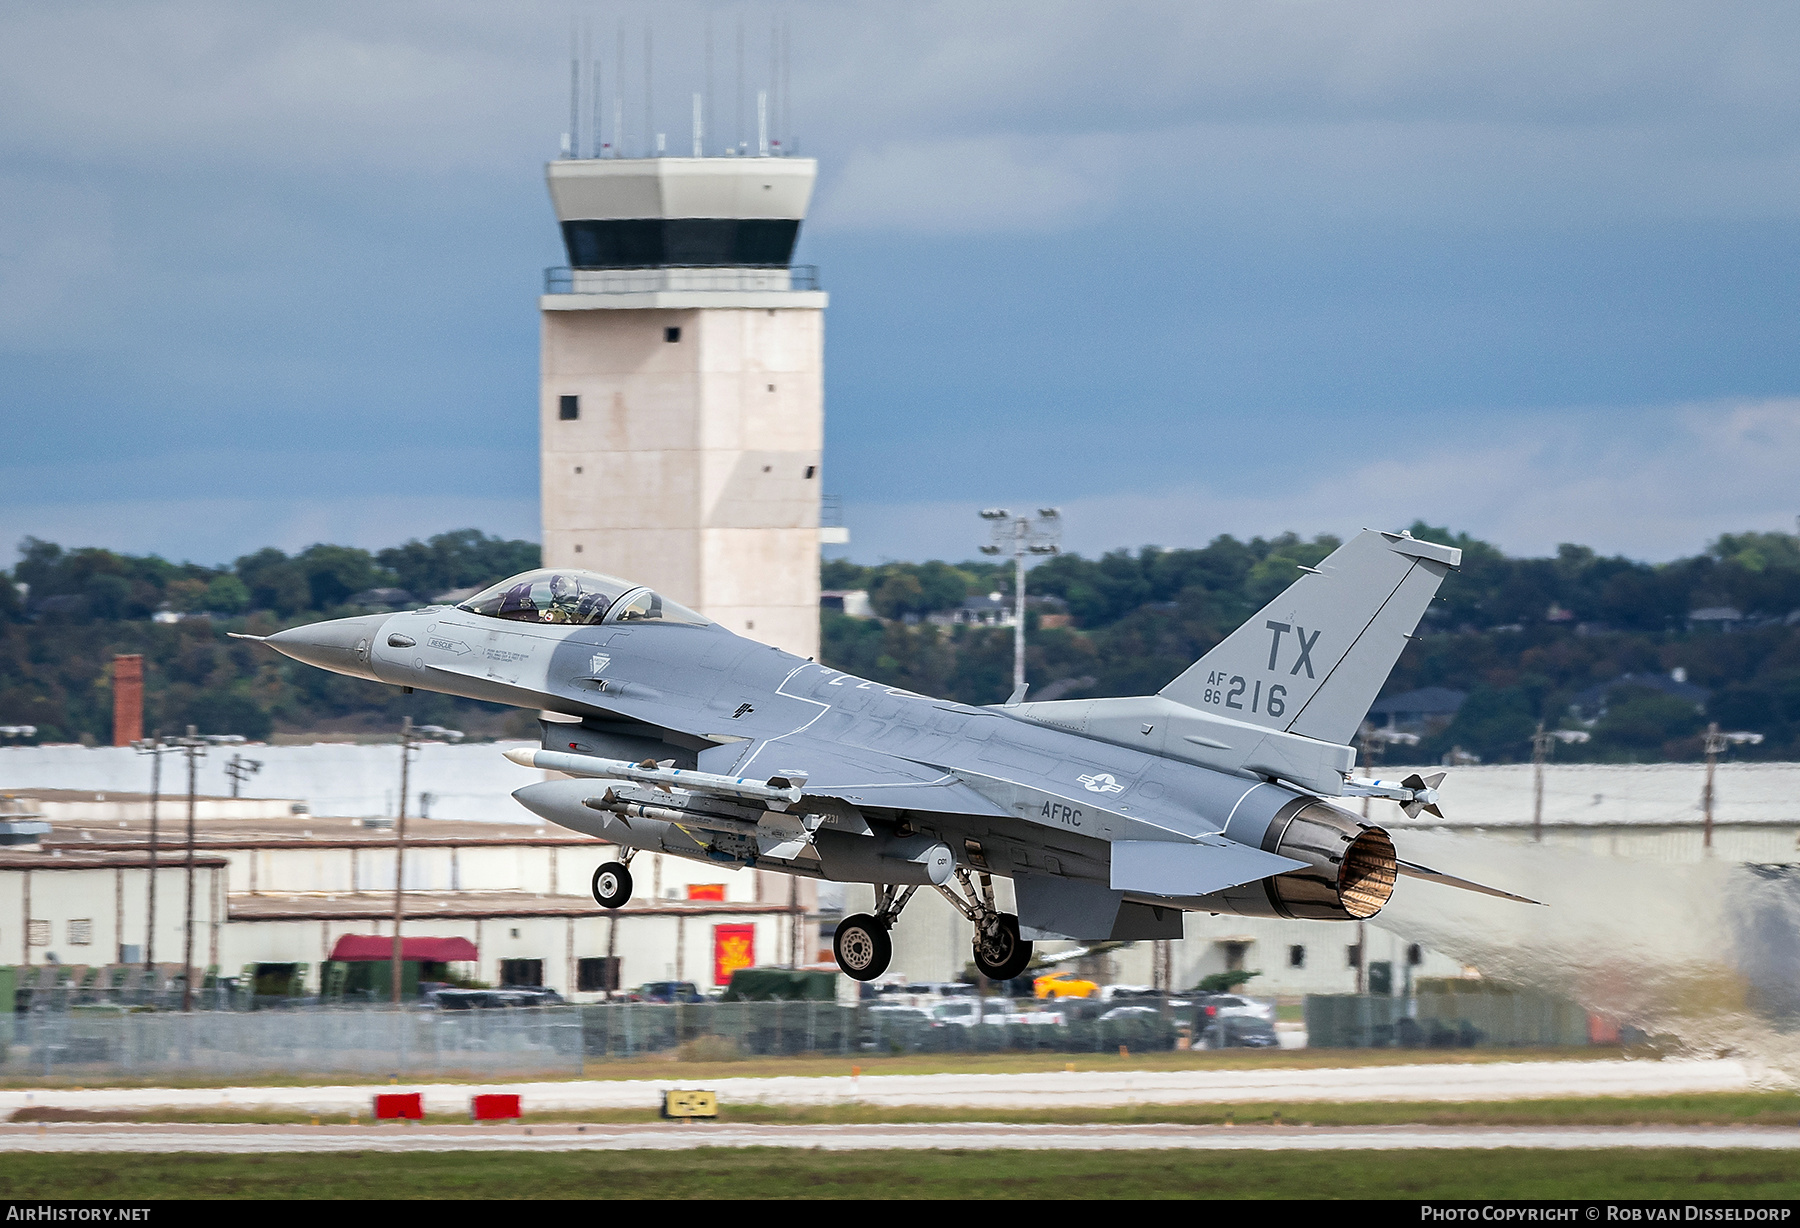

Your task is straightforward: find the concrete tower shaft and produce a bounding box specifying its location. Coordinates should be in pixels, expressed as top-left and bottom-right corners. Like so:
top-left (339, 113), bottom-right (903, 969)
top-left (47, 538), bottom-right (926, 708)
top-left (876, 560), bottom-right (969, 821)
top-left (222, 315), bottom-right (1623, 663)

top-left (540, 156), bottom-right (826, 660)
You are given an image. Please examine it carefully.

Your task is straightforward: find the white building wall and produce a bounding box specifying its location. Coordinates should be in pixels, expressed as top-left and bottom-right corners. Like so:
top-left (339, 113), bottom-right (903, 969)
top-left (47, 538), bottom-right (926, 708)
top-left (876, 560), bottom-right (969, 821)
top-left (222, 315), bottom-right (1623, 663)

top-left (0, 864), bottom-right (222, 969)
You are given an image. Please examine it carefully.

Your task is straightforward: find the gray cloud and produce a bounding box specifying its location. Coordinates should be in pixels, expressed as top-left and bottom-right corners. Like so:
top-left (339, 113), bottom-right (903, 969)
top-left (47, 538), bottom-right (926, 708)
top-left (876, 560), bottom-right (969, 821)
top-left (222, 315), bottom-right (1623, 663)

top-left (837, 400), bottom-right (1800, 564)
top-left (2, 2), bottom-right (1798, 564)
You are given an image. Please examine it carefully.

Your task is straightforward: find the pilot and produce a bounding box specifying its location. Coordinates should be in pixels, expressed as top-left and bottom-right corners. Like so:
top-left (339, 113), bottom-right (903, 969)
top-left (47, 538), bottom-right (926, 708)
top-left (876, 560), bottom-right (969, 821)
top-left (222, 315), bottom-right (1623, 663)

top-left (571, 588), bottom-right (611, 624)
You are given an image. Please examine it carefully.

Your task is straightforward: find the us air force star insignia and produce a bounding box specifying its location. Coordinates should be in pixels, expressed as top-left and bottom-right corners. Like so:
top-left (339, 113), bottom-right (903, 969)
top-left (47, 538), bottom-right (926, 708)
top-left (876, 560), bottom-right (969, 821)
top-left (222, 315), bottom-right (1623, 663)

top-left (1078, 773), bottom-right (1125, 794)
top-left (589, 653), bottom-right (611, 674)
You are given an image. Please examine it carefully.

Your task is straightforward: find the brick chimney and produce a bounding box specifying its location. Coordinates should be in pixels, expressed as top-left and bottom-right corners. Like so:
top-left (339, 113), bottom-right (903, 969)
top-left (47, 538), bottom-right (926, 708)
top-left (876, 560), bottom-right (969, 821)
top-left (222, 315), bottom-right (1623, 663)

top-left (112, 654), bottom-right (143, 746)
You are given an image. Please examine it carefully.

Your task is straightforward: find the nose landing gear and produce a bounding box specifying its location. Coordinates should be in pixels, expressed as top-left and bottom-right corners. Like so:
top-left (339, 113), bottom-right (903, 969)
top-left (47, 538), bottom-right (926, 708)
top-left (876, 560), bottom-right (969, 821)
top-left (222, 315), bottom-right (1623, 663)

top-left (592, 847), bottom-right (637, 909)
top-left (830, 884), bottom-right (918, 981)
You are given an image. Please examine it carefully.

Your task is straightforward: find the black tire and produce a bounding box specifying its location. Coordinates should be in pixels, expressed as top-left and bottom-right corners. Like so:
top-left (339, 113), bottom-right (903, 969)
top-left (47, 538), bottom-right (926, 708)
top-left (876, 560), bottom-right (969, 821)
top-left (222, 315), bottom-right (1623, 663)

top-left (591, 862), bottom-right (632, 909)
top-left (833, 913), bottom-right (892, 981)
top-left (972, 913), bottom-right (1033, 981)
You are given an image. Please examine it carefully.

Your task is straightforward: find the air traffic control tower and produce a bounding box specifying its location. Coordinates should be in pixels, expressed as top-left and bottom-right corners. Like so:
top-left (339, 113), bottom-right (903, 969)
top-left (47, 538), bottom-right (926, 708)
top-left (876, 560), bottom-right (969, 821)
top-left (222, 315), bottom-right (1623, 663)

top-left (539, 155), bottom-right (828, 659)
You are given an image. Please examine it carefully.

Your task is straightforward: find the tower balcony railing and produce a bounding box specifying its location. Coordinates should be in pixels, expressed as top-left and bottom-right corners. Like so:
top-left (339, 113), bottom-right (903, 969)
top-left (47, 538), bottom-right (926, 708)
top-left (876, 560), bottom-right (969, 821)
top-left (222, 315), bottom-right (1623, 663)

top-left (545, 265), bottom-right (820, 295)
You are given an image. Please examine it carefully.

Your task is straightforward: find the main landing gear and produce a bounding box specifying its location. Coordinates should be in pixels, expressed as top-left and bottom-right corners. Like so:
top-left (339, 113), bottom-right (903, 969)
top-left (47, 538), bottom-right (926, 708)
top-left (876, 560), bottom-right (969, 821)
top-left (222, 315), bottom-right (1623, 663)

top-left (829, 870), bottom-right (1035, 984)
top-left (591, 847), bottom-right (638, 909)
top-left (939, 868), bottom-right (1034, 982)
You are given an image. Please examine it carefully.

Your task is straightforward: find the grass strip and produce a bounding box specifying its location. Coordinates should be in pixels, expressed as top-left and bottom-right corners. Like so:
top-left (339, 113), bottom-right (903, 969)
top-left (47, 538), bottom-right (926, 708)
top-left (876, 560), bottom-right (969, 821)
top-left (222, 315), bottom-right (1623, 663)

top-left (12, 1091), bottom-right (1799, 1128)
top-left (0, 1148), bottom-right (1798, 1199)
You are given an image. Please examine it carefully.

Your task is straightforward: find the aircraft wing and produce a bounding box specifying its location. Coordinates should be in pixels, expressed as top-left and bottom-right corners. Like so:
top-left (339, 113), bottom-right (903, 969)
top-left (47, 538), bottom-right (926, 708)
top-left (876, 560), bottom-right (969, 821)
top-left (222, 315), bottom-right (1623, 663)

top-left (720, 733), bottom-right (1013, 820)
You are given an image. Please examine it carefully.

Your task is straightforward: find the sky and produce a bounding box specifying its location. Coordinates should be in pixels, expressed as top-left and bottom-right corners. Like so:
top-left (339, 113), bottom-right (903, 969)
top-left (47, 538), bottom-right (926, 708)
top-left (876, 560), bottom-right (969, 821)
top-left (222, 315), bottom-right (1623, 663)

top-left (3, 1), bottom-right (1800, 568)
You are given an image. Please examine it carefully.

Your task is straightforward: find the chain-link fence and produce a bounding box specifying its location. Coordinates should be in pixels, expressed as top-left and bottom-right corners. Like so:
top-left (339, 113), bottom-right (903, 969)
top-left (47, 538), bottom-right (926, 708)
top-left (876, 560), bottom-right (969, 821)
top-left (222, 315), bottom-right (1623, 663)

top-left (1304, 990), bottom-right (1592, 1049)
top-left (0, 1000), bottom-right (1201, 1078)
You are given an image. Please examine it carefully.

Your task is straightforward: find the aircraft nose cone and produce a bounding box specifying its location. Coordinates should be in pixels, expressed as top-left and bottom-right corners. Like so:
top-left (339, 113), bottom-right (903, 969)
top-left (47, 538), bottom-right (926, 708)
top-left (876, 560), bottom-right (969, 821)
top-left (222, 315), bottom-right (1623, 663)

top-left (265, 613), bottom-right (390, 681)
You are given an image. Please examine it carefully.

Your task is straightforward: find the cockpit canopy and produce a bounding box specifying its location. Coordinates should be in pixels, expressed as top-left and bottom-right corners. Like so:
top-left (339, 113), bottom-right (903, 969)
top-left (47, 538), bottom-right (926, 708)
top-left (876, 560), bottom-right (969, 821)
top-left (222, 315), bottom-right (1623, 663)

top-left (455, 569), bottom-right (710, 627)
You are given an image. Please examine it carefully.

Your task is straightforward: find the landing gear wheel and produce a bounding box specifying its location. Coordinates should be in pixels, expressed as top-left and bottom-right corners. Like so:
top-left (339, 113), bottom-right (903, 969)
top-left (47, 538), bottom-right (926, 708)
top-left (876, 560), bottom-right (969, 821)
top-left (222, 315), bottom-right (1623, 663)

top-left (591, 862), bottom-right (632, 909)
top-left (833, 913), bottom-right (892, 981)
top-left (972, 912), bottom-right (1033, 982)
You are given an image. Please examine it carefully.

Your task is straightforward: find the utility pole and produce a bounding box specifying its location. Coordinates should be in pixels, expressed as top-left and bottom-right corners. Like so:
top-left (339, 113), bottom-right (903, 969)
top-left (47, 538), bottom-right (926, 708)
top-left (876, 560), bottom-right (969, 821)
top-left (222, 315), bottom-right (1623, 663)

top-left (179, 725), bottom-right (201, 1012)
top-left (1355, 720), bottom-right (1381, 996)
top-left (224, 753), bottom-right (262, 799)
top-left (392, 717), bottom-right (412, 1006)
top-left (170, 727), bottom-right (244, 1009)
top-left (1531, 722), bottom-right (1554, 843)
top-left (979, 508), bottom-right (1061, 700)
top-left (1698, 722), bottom-right (1767, 852)
top-left (1356, 722), bottom-right (1385, 821)
top-left (392, 720), bottom-right (462, 1005)
top-left (132, 736), bottom-right (167, 969)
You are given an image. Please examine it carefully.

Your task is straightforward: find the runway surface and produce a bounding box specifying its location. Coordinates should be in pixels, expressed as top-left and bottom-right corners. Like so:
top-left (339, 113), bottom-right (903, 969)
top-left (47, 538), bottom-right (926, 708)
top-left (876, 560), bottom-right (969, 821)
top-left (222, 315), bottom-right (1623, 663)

top-left (2, 1121), bottom-right (1798, 1153)
top-left (0, 1058), bottom-right (1772, 1117)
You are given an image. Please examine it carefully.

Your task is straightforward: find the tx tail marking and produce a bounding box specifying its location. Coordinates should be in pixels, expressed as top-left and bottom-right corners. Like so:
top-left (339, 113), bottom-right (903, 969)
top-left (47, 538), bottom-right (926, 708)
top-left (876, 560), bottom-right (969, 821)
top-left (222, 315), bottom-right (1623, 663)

top-left (1265, 620), bottom-right (1320, 678)
top-left (1290, 627), bottom-right (1319, 678)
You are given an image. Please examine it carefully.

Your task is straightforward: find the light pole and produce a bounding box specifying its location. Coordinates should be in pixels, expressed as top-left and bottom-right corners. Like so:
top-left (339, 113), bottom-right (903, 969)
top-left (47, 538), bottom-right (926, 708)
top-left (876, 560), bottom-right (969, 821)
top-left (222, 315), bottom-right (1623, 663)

top-left (391, 719), bottom-right (463, 1005)
top-left (1701, 722), bottom-right (1763, 852)
top-left (978, 507), bottom-right (1061, 701)
top-left (172, 726), bottom-right (244, 1010)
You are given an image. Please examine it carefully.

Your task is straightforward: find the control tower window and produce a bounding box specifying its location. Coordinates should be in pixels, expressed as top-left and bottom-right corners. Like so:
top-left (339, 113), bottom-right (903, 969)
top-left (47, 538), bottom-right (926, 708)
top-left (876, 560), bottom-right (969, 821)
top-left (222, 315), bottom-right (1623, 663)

top-left (559, 395), bottom-right (579, 421)
top-left (664, 327), bottom-right (681, 343)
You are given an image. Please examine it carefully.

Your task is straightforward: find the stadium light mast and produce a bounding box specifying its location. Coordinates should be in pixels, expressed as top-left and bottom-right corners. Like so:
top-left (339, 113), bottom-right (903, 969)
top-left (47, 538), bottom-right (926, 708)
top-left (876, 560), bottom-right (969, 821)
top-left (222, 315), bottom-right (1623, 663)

top-left (979, 508), bottom-right (1061, 701)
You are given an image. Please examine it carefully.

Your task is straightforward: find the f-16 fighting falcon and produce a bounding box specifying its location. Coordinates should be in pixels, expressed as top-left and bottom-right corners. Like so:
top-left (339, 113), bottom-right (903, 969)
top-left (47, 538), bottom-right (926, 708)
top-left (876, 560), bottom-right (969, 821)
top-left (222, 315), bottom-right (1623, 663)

top-left (240, 528), bottom-right (1536, 982)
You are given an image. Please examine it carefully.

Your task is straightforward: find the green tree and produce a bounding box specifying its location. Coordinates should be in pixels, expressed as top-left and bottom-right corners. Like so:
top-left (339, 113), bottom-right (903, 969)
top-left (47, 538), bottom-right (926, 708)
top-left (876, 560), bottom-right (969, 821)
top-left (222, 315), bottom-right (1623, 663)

top-left (376, 529), bottom-right (540, 599)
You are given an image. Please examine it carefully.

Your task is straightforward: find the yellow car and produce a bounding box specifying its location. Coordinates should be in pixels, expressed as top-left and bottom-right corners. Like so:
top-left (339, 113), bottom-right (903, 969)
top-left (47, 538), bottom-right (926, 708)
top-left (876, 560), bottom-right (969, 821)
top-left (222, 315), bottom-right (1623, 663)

top-left (1033, 972), bottom-right (1098, 1000)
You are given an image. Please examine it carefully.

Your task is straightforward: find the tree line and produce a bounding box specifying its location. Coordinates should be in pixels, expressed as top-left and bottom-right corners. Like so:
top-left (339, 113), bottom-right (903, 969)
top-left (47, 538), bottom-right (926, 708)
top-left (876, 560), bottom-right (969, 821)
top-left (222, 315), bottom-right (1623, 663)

top-left (2, 524), bottom-right (1798, 762)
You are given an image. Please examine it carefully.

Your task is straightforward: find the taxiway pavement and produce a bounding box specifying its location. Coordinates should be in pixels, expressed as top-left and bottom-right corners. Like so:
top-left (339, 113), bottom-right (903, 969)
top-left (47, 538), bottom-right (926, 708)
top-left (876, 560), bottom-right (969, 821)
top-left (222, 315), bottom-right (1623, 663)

top-left (0, 1058), bottom-right (1774, 1118)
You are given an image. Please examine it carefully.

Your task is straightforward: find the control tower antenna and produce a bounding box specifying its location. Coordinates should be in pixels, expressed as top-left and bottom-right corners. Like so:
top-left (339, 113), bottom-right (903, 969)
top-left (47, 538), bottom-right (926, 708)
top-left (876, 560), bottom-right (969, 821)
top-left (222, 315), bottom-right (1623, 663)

top-left (643, 25), bottom-right (654, 157)
top-left (567, 17), bottom-right (580, 160)
top-left (736, 18), bottom-right (745, 153)
top-left (704, 13), bottom-right (714, 157)
top-left (589, 21), bottom-right (601, 158)
top-left (613, 18), bottom-right (624, 157)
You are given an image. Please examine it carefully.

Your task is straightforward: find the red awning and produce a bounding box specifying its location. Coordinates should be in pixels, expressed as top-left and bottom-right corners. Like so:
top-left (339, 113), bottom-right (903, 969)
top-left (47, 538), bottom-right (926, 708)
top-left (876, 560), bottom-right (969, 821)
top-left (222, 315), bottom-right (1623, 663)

top-left (328, 935), bottom-right (479, 963)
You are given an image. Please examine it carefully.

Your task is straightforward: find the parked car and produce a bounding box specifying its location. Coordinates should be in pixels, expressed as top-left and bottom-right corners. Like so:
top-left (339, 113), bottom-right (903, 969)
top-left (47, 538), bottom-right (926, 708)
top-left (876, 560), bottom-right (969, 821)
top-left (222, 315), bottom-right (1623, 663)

top-left (929, 999), bottom-right (1004, 1027)
top-left (425, 987), bottom-right (565, 1010)
top-left (1097, 1005), bottom-right (1162, 1023)
top-left (634, 981), bottom-right (704, 1003)
top-left (1034, 972), bottom-right (1099, 1000)
top-left (1187, 993), bottom-right (1274, 1020)
top-left (1095, 984), bottom-right (1160, 1003)
top-left (1199, 1013), bottom-right (1280, 1048)
top-left (859, 1005), bottom-right (935, 1050)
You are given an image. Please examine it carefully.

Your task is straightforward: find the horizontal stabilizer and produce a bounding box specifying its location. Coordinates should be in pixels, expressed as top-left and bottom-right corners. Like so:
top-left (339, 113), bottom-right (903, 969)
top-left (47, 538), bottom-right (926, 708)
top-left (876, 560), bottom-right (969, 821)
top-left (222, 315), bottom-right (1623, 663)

top-left (1111, 839), bottom-right (1306, 898)
top-left (1397, 858), bottom-right (1542, 906)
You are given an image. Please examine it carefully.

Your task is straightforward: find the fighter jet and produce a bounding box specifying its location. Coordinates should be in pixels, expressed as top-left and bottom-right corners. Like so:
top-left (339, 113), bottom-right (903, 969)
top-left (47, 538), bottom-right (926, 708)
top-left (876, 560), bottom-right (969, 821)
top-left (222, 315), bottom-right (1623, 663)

top-left (241, 528), bottom-right (1534, 982)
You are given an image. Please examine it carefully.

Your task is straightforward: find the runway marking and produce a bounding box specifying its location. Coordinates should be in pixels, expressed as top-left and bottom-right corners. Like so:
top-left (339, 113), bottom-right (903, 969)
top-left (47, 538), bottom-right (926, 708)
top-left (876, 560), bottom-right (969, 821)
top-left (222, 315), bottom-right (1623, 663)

top-left (2, 1122), bottom-right (1800, 1153)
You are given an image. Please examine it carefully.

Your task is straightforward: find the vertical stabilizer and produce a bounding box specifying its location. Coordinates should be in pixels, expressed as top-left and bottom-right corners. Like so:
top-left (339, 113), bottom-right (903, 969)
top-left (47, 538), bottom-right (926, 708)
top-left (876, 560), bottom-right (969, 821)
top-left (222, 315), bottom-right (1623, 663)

top-left (1159, 530), bottom-right (1459, 747)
